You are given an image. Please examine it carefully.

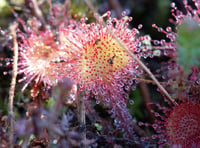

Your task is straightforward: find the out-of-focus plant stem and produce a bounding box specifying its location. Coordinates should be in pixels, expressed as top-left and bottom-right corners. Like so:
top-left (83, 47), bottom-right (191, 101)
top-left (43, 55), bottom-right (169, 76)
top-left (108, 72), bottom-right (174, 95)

top-left (77, 86), bottom-right (86, 147)
top-left (138, 82), bottom-right (155, 122)
top-left (8, 22), bottom-right (18, 148)
top-left (137, 78), bottom-right (173, 85)
top-left (84, 0), bottom-right (177, 106)
top-left (50, 78), bottom-right (73, 136)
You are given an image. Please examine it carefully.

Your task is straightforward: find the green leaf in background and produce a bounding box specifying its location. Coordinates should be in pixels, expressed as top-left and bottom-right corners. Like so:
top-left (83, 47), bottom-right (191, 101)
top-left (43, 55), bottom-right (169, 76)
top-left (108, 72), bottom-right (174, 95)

top-left (176, 16), bottom-right (200, 73)
top-left (44, 97), bottom-right (55, 109)
top-left (127, 88), bottom-right (144, 120)
top-left (94, 123), bottom-right (102, 131)
top-left (69, 0), bottom-right (95, 22)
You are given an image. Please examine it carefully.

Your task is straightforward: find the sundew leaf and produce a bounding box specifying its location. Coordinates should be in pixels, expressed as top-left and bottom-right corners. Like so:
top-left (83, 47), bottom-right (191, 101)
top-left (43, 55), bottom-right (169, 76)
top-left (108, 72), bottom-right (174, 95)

top-left (176, 16), bottom-right (200, 73)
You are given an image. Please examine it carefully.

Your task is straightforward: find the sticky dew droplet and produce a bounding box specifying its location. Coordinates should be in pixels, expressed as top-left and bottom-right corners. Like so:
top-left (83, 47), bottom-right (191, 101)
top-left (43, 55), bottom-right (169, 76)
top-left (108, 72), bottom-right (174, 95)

top-left (129, 100), bottom-right (134, 105)
top-left (138, 24), bottom-right (143, 29)
top-left (3, 71), bottom-right (8, 75)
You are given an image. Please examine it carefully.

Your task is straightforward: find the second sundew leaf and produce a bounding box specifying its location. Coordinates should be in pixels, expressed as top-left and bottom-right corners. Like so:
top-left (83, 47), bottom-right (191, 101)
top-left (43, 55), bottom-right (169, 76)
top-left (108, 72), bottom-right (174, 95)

top-left (176, 16), bottom-right (200, 73)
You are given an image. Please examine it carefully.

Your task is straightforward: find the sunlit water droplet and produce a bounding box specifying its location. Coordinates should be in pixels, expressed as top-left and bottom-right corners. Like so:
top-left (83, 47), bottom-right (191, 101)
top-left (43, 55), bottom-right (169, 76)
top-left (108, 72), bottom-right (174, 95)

top-left (129, 100), bottom-right (134, 105)
top-left (3, 71), bottom-right (8, 75)
top-left (138, 24), bottom-right (143, 29)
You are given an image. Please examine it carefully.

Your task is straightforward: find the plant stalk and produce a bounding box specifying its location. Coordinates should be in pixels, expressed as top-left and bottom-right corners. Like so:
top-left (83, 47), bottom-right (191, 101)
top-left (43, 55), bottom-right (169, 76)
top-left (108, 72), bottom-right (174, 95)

top-left (8, 22), bottom-right (18, 148)
top-left (77, 86), bottom-right (86, 147)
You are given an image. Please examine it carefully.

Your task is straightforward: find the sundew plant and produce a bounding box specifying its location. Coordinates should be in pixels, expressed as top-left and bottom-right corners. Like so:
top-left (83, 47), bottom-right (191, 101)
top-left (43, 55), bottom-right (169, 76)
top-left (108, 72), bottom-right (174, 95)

top-left (0, 0), bottom-right (199, 147)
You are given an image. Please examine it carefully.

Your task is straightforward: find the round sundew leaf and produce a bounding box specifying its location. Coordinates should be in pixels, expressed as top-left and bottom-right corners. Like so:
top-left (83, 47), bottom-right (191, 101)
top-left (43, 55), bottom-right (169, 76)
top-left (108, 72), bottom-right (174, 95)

top-left (166, 102), bottom-right (200, 146)
top-left (78, 33), bottom-right (131, 85)
top-left (18, 30), bottom-right (66, 90)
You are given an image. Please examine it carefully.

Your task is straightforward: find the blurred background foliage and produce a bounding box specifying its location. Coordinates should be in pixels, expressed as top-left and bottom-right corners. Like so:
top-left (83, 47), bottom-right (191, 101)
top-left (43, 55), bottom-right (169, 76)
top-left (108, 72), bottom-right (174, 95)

top-left (177, 16), bottom-right (200, 73)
